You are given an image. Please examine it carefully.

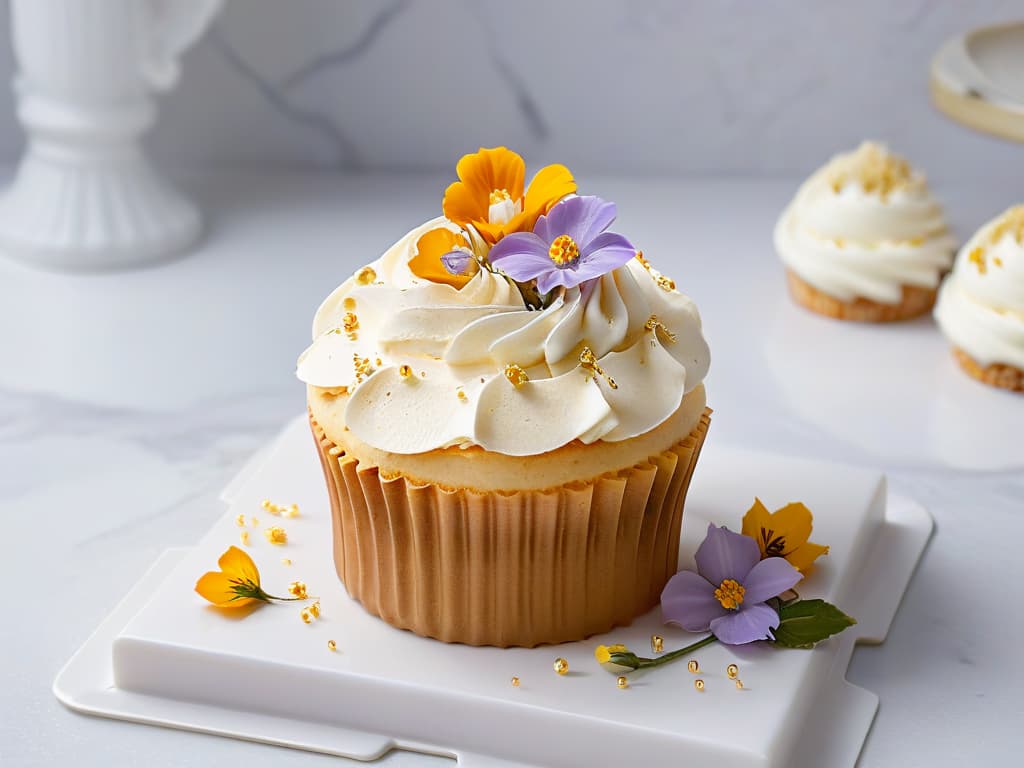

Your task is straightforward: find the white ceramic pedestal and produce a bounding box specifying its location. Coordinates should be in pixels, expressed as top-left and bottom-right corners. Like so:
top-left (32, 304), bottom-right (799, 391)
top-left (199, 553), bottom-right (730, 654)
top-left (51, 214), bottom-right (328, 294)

top-left (54, 416), bottom-right (933, 768)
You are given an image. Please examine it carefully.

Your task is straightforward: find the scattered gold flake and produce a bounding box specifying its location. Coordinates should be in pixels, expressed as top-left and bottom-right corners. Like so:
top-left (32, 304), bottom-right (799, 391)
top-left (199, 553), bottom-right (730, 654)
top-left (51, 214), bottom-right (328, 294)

top-left (635, 249), bottom-right (678, 292)
top-left (300, 608), bottom-right (313, 624)
top-left (327, 639), bottom-right (337, 652)
top-left (342, 312), bottom-right (359, 338)
top-left (281, 558), bottom-right (292, 566)
top-left (353, 354), bottom-right (374, 383)
top-left (283, 503), bottom-right (300, 518)
top-left (240, 530), bottom-right (250, 546)
top-left (994, 257), bottom-right (1004, 268)
top-left (694, 679), bottom-right (705, 692)
top-left (968, 247), bottom-right (987, 275)
top-left (826, 142), bottom-right (916, 201)
top-left (651, 635), bottom-right (664, 654)
top-left (235, 514), bottom-right (246, 527)
top-left (832, 238), bottom-right (846, 249)
top-left (644, 315), bottom-right (677, 343)
top-left (635, 250), bottom-right (650, 268)
top-left (617, 676), bottom-right (629, 689)
top-left (261, 499), bottom-right (281, 515)
top-left (579, 347), bottom-right (618, 389)
top-left (288, 581), bottom-right (308, 599)
top-left (687, 659), bottom-right (700, 674)
top-left (356, 266), bottom-right (376, 285)
top-left (265, 526), bottom-right (288, 545)
top-left (656, 275), bottom-right (676, 291)
top-left (510, 676), bottom-right (520, 688)
top-left (375, 357), bottom-right (383, 367)
top-left (249, 517), bottom-right (258, 526)
top-left (331, 328), bottom-right (343, 335)
top-left (309, 600), bottom-right (321, 618)
top-left (342, 297), bottom-right (356, 310)
top-left (504, 364), bottom-right (529, 388)
top-left (399, 364), bottom-right (413, 379)
top-left (727, 663), bottom-right (739, 680)
top-left (554, 658), bottom-right (569, 676)
top-left (989, 205), bottom-right (1024, 245)
top-left (735, 679), bottom-right (745, 690)
top-left (457, 388), bottom-right (467, 401)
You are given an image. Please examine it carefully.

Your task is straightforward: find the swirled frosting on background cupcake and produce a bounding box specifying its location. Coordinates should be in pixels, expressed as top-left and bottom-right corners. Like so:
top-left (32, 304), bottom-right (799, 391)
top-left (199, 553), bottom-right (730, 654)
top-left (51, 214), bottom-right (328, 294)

top-left (297, 147), bottom-right (710, 457)
top-left (774, 142), bottom-right (955, 304)
top-left (935, 205), bottom-right (1024, 375)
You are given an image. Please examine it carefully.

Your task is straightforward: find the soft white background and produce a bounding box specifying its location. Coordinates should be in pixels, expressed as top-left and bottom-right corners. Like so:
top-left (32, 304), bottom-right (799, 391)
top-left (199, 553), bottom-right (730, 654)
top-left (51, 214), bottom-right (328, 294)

top-left (0, 0), bottom-right (1021, 177)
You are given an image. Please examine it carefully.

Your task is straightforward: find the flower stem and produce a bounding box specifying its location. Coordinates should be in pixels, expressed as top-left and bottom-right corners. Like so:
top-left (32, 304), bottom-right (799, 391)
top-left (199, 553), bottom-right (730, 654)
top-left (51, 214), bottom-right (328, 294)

top-left (634, 634), bottom-right (717, 670)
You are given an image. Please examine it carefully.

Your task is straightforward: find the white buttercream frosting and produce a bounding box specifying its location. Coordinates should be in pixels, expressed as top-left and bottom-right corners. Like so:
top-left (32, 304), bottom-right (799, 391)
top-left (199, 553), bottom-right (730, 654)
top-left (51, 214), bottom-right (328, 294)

top-left (934, 206), bottom-right (1024, 369)
top-left (297, 217), bottom-right (710, 456)
top-left (774, 142), bottom-right (955, 304)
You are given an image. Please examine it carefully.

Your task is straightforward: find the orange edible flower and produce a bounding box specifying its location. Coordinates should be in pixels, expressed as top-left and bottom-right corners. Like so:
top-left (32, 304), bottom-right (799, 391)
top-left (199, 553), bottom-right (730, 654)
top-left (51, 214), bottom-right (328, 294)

top-left (442, 147), bottom-right (575, 244)
top-left (195, 546), bottom-right (269, 608)
top-left (409, 227), bottom-right (477, 288)
top-left (741, 498), bottom-right (829, 574)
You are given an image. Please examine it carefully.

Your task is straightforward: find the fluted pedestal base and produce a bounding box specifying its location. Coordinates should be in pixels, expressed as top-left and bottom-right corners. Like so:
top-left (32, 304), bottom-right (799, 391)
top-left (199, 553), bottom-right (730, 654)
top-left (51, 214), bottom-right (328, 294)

top-left (0, 143), bottom-right (201, 271)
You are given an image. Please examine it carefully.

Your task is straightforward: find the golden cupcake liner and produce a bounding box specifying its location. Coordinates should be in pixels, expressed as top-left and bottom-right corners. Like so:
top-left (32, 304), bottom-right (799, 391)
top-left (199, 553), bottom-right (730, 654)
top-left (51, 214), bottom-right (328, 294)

top-left (786, 269), bottom-right (938, 323)
top-left (953, 347), bottom-right (1024, 393)
top-left (310, 409), bottom-right (711, 647)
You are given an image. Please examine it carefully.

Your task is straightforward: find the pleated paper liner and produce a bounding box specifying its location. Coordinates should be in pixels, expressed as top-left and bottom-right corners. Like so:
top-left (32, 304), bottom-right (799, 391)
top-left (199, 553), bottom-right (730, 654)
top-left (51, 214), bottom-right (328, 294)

top-left (310, 409), bottom-right (711, 648)
top-left (952, 347), bottom-right (1024, 392)
top-left (786, 269), bottom-right (938, 322)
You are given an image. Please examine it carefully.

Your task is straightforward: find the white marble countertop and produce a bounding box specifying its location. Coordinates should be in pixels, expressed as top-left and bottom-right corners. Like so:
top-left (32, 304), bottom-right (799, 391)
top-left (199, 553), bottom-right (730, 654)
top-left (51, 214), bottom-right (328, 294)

top-left (2, 171), bottom-right (1021, 767)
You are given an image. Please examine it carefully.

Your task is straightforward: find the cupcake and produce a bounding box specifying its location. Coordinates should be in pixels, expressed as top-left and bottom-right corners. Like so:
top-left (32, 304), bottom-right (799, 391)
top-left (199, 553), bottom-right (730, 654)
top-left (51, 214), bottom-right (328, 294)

top-left (774, 141), bottom-right (955, 322)
top-left (297, 147), bottom-right (711, 647)
top-left (934, 205), bottom-right (1024, 392)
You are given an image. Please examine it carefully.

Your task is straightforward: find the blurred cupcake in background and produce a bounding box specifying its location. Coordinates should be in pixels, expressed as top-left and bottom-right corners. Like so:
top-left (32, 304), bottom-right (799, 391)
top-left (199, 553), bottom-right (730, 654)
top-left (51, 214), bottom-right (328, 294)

top-left (934, 205), bottom-right (1024, 392)
top-left (775, 142), bottom-right (955, 322)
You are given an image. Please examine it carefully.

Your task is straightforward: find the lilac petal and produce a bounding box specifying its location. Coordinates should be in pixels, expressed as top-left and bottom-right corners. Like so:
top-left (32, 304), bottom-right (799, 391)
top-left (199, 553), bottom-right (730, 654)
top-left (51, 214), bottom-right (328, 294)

top-left (709, 602), bottom-right (780, 645)
top-left (535, 268), bottom-right (573, 295)
top-left (694, 524), bottom-right (760, 587)
top-left (581, 232), bottom-right (636, 267)
top-left (488, 232), bottom-right (553, 282)
top-left (536, 195), bottom-right (616, 246)
top-left (441, 250), bottom-right (472, 276)
top-left (661, 570), bottom-right (728, 632)
top-left (742, 557), bottom-right (802, 605)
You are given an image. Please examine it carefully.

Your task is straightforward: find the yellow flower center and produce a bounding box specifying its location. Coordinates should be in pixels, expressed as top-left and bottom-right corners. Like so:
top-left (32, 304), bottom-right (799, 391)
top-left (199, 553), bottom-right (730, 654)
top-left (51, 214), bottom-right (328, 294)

top-left (549, 234), bottom-right (580, 266)
top-left (489, 188), bottom-right (512, 205)
top-left (714, 579), bottom-right (745, 610)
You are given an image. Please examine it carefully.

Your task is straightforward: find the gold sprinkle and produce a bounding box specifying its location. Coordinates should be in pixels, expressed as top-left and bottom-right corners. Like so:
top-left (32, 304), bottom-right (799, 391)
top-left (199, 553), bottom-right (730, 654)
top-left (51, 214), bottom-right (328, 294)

top-left (735, 679), bottom-right (744, 690)
top-left (240, 530), bottom-right (250, 546)
top-left (342, 312), bottom-right (359, 337)
top-left (309, 600), bottom-right (321, 618)
top-left (375, 358), bottom-right (382, 367)
top-left (265, 526), bottom-right (287, 545)
top-left (261, 499), bottom-right (271, 510)
top-left (281, 558), bottom-right (292, 565)
top-left (656, 275), bottom-right (676, 291)
top-left (727, 663), bottom-right (739, 679)
top-left (554, 658), bottom-right (569, 676)
top-left (988, 205), bottom-right (1024, 245)
top-left (635, 250), bottom-right (649, 268)
top-left (994, 257), bottom-right (1004, 268)
top-left (651, 635), bottom-right (664, 654)
top-left (353, 354), bottom-right (373, 382)
top-left (288, 581), bottom-right (308, 599)
top-left (235, 514), bottom-right (246, 527)
top-left (968, 247), bottom-right (987, 275)
top-left (511, 676), bottom-right (520, 688)
top-left (457, 388), bottom-right (467, 401)
top-left (399, 364), bottom-right (413, 379)
top-left (300, 608), bottom-right (312, 624)
top-left (356, 266), bottom-right (376, 285)
top-left (342, 297), bottom-right (356, 310)
top-left (262, 499), bottom-right (283, 515)
top-left (251, 517), bottom-right (259, 526)
top-left (504, 364), bottom-right (529, 388)
top-left (694, 679), bottom-right (705, 692)
top-left (826, 142), bottom-right (916, 201)
top-left (644, 315), bottom-right (677, 342)
top-left (617, 676), bottom-right (629, 689)
top-left (327, 639), bottom-right (337, 652)
top-left (579, 346), bottom-right (618, 389)
top-left (687, 659), bottom-right (699, 674)
top-left (283, 503), bottom-right (300, 518)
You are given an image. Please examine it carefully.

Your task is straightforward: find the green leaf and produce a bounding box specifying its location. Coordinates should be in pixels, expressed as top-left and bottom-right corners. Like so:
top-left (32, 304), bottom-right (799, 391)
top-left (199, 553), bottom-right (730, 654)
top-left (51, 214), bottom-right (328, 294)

top-left (771, 599), bottom-right (856, 649)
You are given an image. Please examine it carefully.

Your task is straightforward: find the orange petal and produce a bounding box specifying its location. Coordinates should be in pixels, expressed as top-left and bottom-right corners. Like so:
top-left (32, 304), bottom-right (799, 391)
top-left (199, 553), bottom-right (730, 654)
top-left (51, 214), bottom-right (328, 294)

top-left (786, 541), bottom-right (830, 574)
top-left (218, 545), bottom-right (260, 585)
top-left (741, 497), bottom-right (773, 557)
top-left (195, 571), bottom-right (256, 608)
top-left (770, 502), bottom-right (814, 551)
top-left (524, 163), bottom-right (576, 221)
top-left (443, 147), bottom-right (526, 231)
top-left (443, 179), bottom-right (486, 230)
top-left (409, 228), bottom-right (473, 288)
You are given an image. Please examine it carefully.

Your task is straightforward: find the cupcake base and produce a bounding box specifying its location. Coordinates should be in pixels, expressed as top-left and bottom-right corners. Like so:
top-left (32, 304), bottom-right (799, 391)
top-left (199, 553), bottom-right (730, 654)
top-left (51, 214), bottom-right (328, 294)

top-left (310, 410), bottom-right (711, 648)
top-left (952, 348), bottom-right (1024, 393)
top-left (786, 269), bottom-right (938, 322)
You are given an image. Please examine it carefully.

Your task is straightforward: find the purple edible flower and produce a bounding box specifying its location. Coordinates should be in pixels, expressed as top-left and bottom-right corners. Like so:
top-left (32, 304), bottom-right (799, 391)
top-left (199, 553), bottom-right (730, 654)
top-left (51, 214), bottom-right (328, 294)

top-left (441, 248), bottom-right (473, 276)
top-left (487, 195), bottom-right (636, 294)
top-left (661, 524), bottom-right (802, 645)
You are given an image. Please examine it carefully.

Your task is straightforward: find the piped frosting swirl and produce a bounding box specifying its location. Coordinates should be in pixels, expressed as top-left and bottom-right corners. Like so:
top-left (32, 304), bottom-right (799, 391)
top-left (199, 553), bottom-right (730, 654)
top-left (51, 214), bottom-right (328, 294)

top-left (774, 142), bottom-right (955, 304)
top-left (297, 217), bottom-right (710, 456)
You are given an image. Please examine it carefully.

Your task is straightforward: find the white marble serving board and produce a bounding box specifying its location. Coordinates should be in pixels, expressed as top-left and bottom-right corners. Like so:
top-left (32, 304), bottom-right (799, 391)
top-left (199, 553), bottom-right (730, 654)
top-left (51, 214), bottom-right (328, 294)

top-left (54, 415), bottom-right (932, 768)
